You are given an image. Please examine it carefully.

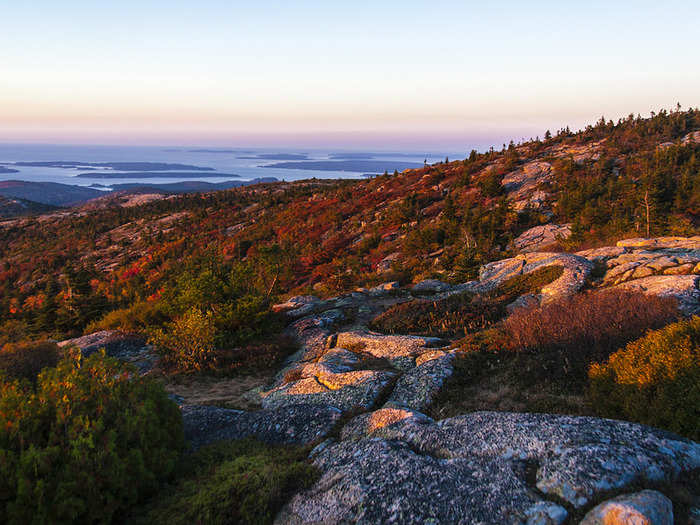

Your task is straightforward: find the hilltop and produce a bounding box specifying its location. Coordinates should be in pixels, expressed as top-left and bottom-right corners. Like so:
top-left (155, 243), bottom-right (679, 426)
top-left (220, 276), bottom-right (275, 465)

top-left (0, 108), bottom-right (699, 524)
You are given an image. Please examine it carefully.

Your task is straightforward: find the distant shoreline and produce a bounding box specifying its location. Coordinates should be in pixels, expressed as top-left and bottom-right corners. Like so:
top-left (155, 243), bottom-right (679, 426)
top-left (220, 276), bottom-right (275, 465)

top-left (76, 171), bottom-right (240, 179)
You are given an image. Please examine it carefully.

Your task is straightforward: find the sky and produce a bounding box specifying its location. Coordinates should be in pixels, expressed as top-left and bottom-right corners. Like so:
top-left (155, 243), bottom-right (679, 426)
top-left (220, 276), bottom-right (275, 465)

top-left (1, 0), bottom-right (699, 150)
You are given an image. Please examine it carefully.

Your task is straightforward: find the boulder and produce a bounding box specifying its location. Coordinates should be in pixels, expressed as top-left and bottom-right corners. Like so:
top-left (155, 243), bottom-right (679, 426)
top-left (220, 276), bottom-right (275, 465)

top-left (369, 281), bottom-right (400, 295)
top-left (615, 275), bottom-right (700, 314)
top-left (260, 369), bottom-right (396, 413)
top-left (180, 403), bottom-right (342, 450)
top-left (272, 295), bottom-right (326, 318)
top-left (340, 407), bottom-right (433, 440)
top-left (58, 330), bottom-right (157, 374)
top-left (411, 279), bottom-right (451, 293)
top-left (580, 490), bottom-right (673, 525)
top-left (512, 224), bottom-right (572, 253)
top-left (523, 502), bottom-right (568, 524)
top-left (334, 330), bottom-right (446, 360)
top-left (283, 411), bottom-right (700, 523)
top-left (384, 351), bottom-right (455, 412)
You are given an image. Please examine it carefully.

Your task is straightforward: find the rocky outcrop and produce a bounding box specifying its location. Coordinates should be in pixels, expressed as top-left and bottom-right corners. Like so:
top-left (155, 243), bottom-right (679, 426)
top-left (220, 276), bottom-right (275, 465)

top-left (260, 369), bottom-right (397, 412)
top-left (334, 329), bottom-right (446, 362)
top-left (411, 279), bottom-right (452, 293)
top-left (257, 322), bottom-right (453, 415)
top-left (272, 295), bottom-right (323, 317)
top-left (278, 411), bottom-right (699, 524)
top-left (181, 403), bottom-right (342, 450)
top-left (58, 330), bottom-right (157, 374)
top-left (512, 224), bottom-right (572, 253)
top-left (579, 490), bottom-right (673, 525)
top-left (682, 130), bottom-right (700, 145)
top-left (615, 275), bottom-right (700, 314)
top-left (384, 351), bottom-right (455, 411)
top-left (478, 252), bottom-right (594, 302)
top-left (503, 161), bottom-right (553, 211)
top-left (377, 252), bottom-right (401, 272)
top-left (616, 236), bottom-right (700, 251)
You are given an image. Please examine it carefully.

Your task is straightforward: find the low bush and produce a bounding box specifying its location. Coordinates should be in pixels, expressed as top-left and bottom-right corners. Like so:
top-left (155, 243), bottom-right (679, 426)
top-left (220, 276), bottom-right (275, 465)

top-left (132, 439), bottom-right (318, 525)
top-left (370, 265), bottom-right (564, 338)
top-left (589, 316), bottom-right (700, 440)
top-left (503, 289), bottom-right (679, 386)
top-left (0, 351), bottom-right (184, 524)
top-left (150, 307), bottom-right (217, 372)
top-left (0, 340), bottom-right (62, 382)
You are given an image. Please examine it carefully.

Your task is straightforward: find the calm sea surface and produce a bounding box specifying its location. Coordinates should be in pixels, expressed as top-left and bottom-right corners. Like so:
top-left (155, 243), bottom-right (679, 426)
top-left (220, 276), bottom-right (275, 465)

top-left (0, 144), bottom-right (455, 188)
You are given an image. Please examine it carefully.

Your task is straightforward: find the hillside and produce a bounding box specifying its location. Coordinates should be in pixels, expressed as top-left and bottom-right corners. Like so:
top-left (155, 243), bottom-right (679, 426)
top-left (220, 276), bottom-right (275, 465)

top-left (1, 108), bottom-right (699, 524)
top-left (0, 194), bottom-right (57, 218)
top-left (0, 179), bottom-right (104, 207)
top-left (1, 108), bottom-right (699, 336)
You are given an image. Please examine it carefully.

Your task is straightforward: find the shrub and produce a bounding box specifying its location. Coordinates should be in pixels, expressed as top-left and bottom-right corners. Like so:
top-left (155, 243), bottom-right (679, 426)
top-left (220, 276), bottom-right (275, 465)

top-left (85, 300), bottom-right (167, 334)
top-left (478, 172), bottom-right (505, 197)
top-left (133, 439), bottom-right (318, 525)
top-left (503, 289), bottom-right (679, 386)
top-left (0, 351), bottom-right (183, 524)
top-left (589, 316), bottom-right (700, 440)
top-left (370, 266), bottom-right (564, 338)
top-left (150, 307), bottom-right (217, 372)
top-left (0, 340), bottom-right (62, 382)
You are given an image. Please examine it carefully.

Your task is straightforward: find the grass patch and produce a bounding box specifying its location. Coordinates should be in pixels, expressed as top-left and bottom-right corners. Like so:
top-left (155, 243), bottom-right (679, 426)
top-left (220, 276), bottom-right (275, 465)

top-left (369, 265), bottom-right (564, 338)
top-left (130, 439), bottom-right (318, 525)
top-left (429, 335), bottom-right (592, 420)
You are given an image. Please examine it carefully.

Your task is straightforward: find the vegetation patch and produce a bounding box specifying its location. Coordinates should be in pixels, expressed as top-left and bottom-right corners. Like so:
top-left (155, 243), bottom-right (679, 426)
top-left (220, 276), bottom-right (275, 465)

top-left (589, 316), bottom-right (700, 440)
top-left (0, 340), bottom-right (62, 382)
top-left (131, 439), bottom-right (318, 525)
top-left (0, 351), bottom-right (184, 524)
top-left (430, 331), bottom-right (592, 420)
top-left (431, 289), bottom-right (679, 420)
top-left (369, 265), bottom-right (564, 338)
top-left (503, 289), bottom-right (679, 386)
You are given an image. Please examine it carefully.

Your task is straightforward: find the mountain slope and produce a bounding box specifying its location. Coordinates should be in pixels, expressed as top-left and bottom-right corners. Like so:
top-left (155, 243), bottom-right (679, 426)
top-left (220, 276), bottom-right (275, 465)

top-left (0, 107), bottom-right (698, 339)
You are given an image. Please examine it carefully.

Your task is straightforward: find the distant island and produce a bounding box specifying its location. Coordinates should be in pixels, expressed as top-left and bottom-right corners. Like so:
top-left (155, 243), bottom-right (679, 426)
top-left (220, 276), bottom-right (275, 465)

top-left (77, 171), bottom-right (240, 179)
top-left (14, 161), bottom-right (215, 171)
top-left (238, 153), bottom-right (310, 160)
top-left (0, 166), bottom-right (20, 174)
top-left (261, 159), bottom-right (424, 172)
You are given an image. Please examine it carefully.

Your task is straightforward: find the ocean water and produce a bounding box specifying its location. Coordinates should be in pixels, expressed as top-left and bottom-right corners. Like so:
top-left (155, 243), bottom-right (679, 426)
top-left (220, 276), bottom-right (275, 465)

top-left (0, 143), bottom-right (453, 188)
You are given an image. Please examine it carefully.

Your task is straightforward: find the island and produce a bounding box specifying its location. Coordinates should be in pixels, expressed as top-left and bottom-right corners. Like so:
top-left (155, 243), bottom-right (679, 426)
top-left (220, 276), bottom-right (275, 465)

top-left (76, 171), bottom-right (240, 179)
top-left (261, 159), bottom-right (424, 172)
top-left (13, 161), bottom-right (215, 171)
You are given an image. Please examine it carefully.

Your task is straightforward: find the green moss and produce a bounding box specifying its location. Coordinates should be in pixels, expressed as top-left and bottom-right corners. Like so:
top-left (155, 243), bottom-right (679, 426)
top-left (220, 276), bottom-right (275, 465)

top-left (132, 439), bottom-right (319, 525)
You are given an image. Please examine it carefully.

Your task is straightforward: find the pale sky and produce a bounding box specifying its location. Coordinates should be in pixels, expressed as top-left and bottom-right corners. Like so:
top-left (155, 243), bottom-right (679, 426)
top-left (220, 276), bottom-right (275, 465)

top-left (2, 1), bottom-right (699, 149)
